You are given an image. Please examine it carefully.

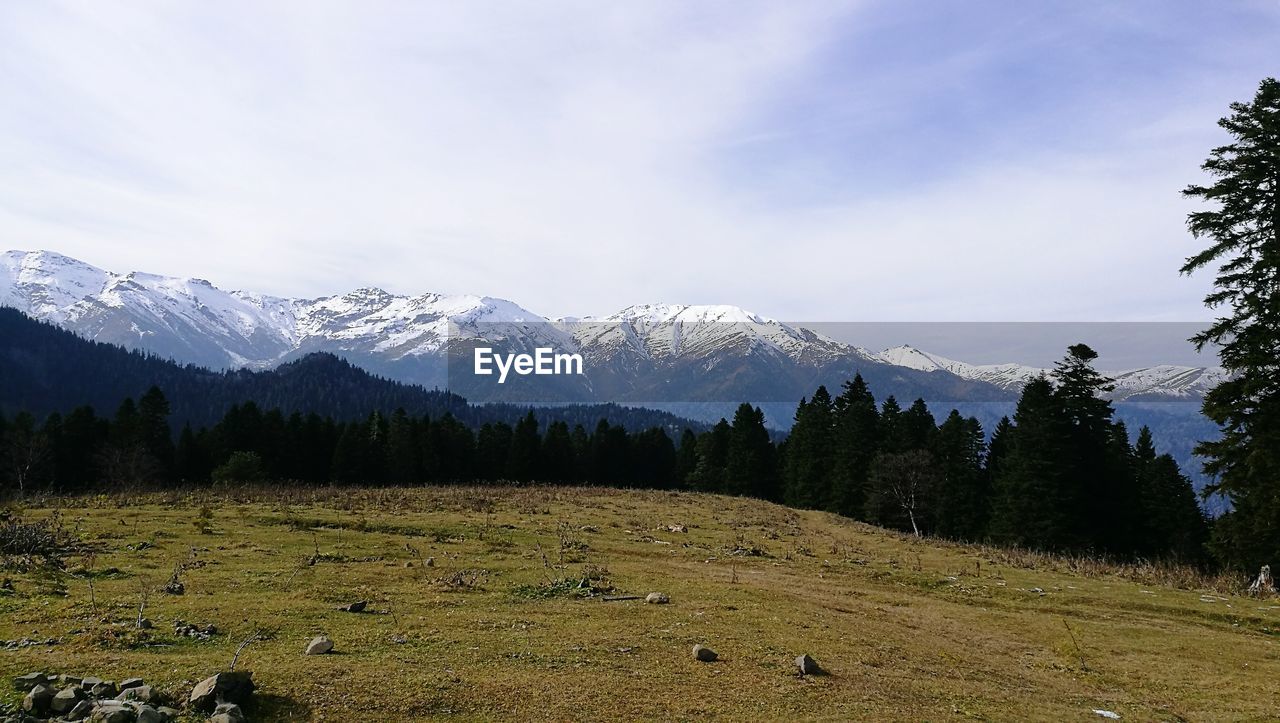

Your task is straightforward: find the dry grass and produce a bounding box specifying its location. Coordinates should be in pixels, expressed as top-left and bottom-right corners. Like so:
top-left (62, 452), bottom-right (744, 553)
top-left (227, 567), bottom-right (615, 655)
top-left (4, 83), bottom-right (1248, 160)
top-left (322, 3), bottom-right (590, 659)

top-left (1, 485), bottom-right (1277, 721)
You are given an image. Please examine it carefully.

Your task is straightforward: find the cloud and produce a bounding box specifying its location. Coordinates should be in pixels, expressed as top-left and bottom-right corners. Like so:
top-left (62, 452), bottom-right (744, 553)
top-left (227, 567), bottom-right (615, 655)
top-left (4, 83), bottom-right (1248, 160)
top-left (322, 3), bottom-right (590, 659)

top-left (0, 1), bottom-right (1275, 321)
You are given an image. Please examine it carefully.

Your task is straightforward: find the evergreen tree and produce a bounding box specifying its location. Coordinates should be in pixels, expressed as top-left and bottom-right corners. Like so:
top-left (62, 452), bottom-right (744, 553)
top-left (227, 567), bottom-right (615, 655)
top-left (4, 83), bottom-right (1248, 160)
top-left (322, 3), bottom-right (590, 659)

top-left (508, 412), bottom-right (542, 482)
top-left (725, 404), bottom-right (777, 500)
top-left (384, 408), bottom-right (420, 485)
top-left (631, 427), bottom-right (677, 488)
top-left (476, 422), bottom-right (513, 481)
top-left (829, 374), bottom-right (879, 518)
top-left (933, 411), bottom-right (988, 540)
top-left (674, 429), bottom-right (699, 489)
top-left (989, 377), bottom-right (1075, 549)
top-left (1180, 78), bottom-right (1280, 569)
top-left (782, 387), bottom-right (834, 509)
top-left (541, 421), bottom-right (576, 482)
top-left (138, 387), bottom-right (175, 481)
top-left (691, 420), bottom-right (730, 492)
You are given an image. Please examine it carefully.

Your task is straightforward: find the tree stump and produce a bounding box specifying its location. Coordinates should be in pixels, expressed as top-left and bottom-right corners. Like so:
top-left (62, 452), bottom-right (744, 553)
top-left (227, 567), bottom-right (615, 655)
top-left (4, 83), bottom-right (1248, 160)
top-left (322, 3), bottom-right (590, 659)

top-left (1249, 564), bottom-right (1275, 596)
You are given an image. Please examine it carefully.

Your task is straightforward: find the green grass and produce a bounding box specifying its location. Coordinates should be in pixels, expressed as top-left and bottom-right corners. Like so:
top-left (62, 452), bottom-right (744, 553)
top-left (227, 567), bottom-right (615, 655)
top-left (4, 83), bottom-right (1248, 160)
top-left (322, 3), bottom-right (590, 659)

top-left (0, 486), bottom-right (1275, 721)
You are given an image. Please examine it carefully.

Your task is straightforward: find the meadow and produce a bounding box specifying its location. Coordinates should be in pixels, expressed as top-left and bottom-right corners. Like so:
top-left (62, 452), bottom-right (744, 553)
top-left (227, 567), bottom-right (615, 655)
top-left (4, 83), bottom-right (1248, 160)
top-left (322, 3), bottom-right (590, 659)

top-left (1, 486), bottom-right (1274, 721)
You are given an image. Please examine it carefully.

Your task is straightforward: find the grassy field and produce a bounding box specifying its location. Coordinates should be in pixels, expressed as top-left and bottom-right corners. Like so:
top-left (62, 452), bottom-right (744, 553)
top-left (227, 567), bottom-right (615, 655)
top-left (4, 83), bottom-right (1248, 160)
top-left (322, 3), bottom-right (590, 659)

top-left (0, 486), bottom-right (1276, 721)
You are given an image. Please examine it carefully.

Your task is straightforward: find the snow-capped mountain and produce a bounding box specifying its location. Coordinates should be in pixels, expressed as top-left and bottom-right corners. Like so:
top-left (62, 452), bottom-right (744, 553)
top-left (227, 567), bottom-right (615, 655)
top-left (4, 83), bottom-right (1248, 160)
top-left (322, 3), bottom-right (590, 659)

top-left (0, 250), bottom-right (1225, 404)
top-left (872, 345), bottom-right (1228, 401)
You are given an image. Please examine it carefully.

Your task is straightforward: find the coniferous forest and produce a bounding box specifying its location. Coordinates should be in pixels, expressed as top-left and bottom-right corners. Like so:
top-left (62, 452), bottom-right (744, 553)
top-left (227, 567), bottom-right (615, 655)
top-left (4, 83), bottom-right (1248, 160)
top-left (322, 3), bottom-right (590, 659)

top-left (0, 336), bottom-right (1209, 564)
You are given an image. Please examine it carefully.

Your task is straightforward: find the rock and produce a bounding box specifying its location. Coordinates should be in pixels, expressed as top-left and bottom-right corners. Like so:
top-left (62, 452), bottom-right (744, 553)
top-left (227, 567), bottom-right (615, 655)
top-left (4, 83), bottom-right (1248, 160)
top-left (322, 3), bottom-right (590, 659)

top-left (80, 676), bottom-right (103, 691)
top-left (13, 672), bottom-right (46, 691)
top-left (668, 524), bottom-right (688, 533)
top-left (91, 680), bottom-right (119, 698)
top-left (136, 617), bottom-right (153, 629)
top-left (22, 684), bottom-right (54, 714)
top-left (51, 685), bottom-right (87, 713)
top-left (305, 635), bottom-right (335, 655)
top-left (337, 600), bottom-right (367, 613)
top-left (119, 678), bottom-right (145, 691)
top-left (211, 702), bottom-right (247, 723)
top-left (89, 701), bottom-right (135, 723)
top-left (134, 704), bottom-right (164, 723)
top-left (645, 592), bottom-right (670, 604)
top-left (795, 654), bottom-right (825, 675)
top-left (425, 556), bottom-right (435, 567)
top-left (692, 644), bottom-right (718, 662)
top-left (189, 671), bottom-right (255, 713)
top-left (59, 674), bottom-right (84, 687)
top-left (156, 706), bottom-right (181, 721)
top-left (116, 685), bottom-right (156, 703)
top-left (66, 698), bottom-right (94, 721)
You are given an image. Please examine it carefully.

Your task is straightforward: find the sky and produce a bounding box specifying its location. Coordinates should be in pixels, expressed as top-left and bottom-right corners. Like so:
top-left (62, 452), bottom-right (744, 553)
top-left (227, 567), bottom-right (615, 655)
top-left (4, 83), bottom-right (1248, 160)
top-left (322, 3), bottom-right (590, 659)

top-left (1, 1), bottom-right (1278, 323)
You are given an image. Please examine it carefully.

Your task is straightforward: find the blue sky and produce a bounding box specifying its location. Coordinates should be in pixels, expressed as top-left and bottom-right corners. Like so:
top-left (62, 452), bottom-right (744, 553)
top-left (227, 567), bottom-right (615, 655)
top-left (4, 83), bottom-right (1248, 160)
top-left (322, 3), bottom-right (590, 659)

top-left (1, 1), bottom-right (1277, 322)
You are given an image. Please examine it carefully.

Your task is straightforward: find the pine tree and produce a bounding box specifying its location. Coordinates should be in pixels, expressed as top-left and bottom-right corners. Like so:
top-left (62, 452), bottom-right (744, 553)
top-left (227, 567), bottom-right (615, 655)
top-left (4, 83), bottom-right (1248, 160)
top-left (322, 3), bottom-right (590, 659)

top-left (1180, 78), bottom-right (1280, 569)
top-left (138, 387), bottom-right (175, 482)
top-left (989, 377), bottom-right (1074, 549)
top-left (674, 429), bottom-right (699, 489)
top-left (725, 404), bottom-right (777, 500)
top-left (782, 388), bottom-right (834, 509)
top-left (933, 411), bottom-right (988, 540)
top-left (1051, 344), bottom-right (1122, 552)
top-left (508, 412), bottom-right (542, 482)
top-left (691, 420), bottom-right (730, 492)
top-left (829, 374), bottom-right (879, 518)
top-left (541, 421), bottom-right (576, 483)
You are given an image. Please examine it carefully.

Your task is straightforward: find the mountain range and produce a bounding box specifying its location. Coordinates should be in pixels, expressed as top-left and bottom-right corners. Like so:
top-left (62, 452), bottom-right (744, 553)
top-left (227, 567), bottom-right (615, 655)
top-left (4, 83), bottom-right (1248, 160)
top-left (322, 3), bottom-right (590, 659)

top-left (0, 249), bottom-right (1227, 406)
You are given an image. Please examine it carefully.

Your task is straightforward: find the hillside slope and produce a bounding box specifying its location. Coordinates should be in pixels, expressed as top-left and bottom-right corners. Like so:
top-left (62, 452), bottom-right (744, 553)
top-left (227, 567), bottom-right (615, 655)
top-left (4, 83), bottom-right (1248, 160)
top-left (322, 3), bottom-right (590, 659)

top-left (0, 487), bottom-right (1272, 721)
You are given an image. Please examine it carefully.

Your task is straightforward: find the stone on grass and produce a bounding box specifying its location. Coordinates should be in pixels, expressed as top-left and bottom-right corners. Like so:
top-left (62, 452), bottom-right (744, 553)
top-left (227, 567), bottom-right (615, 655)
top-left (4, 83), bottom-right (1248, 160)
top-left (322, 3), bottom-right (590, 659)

top-left (60, 674), bottom-right (84, 687)
top-left (211, 701), bottom-right (247, 723)
top-left (117, 684), bottom-right (156, 703)
top-left (305, 635), bottom-right (335, 655)
top-left (189, 671), bottom-right (256, 713)
top-left (90, 701), bottom-right (135, 723)
top-left (337, 600), bottom-right (368, 613)
top-left (22, 683), bottom-right (54, 714)
top-left (80, 676), bottom-right (103, 691)
top-left (13, 672), bottom-right (47, 691)
top-left (119, 677), bottom-right (145, 690)
top-left (51, 685), bottom-right (87, 713)
top-left (91, 680), bottom-right (119, 698)
top-left (795, 654), bottom-right (825, 675)
top-left (135, 704), bottom-right (164, 723)
top-left (692, 644), bottom-right (718, 662)
top-left (66, 698), bottom-right (94, 721)
top-left (645, 592), bottom-right (670, 604)
top-left (136, 617), bottom-right (153, 629)
top-left (157, 706), bottom-right (182, 721)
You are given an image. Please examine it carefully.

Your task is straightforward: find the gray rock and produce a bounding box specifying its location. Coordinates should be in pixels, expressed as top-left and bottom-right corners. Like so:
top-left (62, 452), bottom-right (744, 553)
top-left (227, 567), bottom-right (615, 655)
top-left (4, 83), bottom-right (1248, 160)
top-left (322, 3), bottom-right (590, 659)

top-left (305, 635), bottom-right (334, 655)
top-left (13, 672), bottom-right (46, 691)
top-left (156, 706), bottom-right (181, 721)
top-left (22, 683), bottom-right (54, 714)
top-left (136, 618), bottom-right (153, 630)
top-left (51, 685), bottom-right (87, 713)
top-left (212, 702), bottom-right (247, 723)
top-left (692, 644), bottom-right (718, 662)
top-left (134, 704), bottom-right (163, 723)
top-left (91, 680), bottom-right (119, 698)
top-left (59, 674), bottom-right (84, 687)
top-left (89, 701), bottom-right (135, 723)
top-left (66, 698), bottom-right (94, 721)
top-left (116, 685), bottom-right (155, 703)
top-left (645, 592), bottom-right (670, 604)
top-left (80, 676), bottom-right (103, 691)
top-left (119, 678), bottom-right (144, 690)
top-left (337, 600), bottom-right (367, 613)
top-left (189, 671), bottom-right (255, 713)
top-left (795, 653), bottom-right (824, 675)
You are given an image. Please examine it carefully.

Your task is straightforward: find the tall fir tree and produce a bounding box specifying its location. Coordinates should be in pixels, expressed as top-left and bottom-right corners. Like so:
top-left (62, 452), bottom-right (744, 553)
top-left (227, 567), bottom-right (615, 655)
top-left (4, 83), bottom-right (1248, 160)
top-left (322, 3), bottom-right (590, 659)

top-left (829, 374), bottom-right (879, 518)
top-left (1180, 78), bottom-right (1280, 569)
top-left (782, 387), bottom-right (834, 509)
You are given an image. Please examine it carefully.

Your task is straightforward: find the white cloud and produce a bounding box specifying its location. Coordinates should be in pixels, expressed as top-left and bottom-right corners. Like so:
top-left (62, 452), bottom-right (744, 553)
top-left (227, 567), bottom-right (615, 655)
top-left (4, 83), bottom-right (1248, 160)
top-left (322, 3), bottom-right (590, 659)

top-left (0, 1), bottom-right (1270, 321)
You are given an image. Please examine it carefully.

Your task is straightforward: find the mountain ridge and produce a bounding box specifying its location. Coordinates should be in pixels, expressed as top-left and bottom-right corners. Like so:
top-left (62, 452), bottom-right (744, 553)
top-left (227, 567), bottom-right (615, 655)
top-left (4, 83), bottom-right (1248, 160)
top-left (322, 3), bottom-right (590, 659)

top-left (1, 249), bottom-right (1225, 403)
